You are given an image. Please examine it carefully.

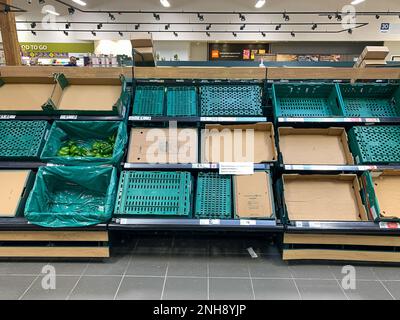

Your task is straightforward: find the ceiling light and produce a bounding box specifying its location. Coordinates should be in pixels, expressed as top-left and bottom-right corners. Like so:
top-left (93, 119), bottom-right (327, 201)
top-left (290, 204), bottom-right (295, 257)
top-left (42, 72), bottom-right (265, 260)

top-left (328, 14), bottom-right (332, 19)
top-left (153, 13), bottom-right (160, 20)
top-left (283, 12), bottom-right (289, 21)
top-left (240, 24), bottom-right (246, 30)
top-left (91, 31), bottom-right (96, 36)
top-left (291, 31), bottom-right (295, 37)
top-left (165, 24), bottom-right (170, 30)
top-left (108, 13), bottom-right (115, 21)
top-left (38, 0), bottom-right (45, 4)
top-left (275, 24), bottom-right (281, 30)
top-left (348, 29), bottom-right (353, 34)
top-left (335, 13), bottom-right (342, 21)
top-left (68, 7), bottom-right (75, 15)
top-left (255, 0), bottom-right (266, 8)
top-left (206, 24), bottom-right (212, 30)
top-left (232, 32), bottom-right (237, 37)
top-left (206, 32), bottom-right (210, 37)
top-left (312, 23), bottom-right (317, 30)
top-left (173, 31), bottom-right (178, 37)
top-left (63, 30), bottom-right (69, 36)
top-left (375, 14), bottom-right (380, 19)
top-left (135, 24), bottom-right (140, 30)
top-left (261, 32), bottom-right (266, 37)
top-left (65, 22), bottom-right (71, 29)
top-left (351, 0), bottom-right (366, 5)
top-left (197, 13), bottom-right (204, 21)
top-left (72, 0), bottom-right (86, 6)
top-left (119, 31), bottom-right (123, 36)
top-left (239, 13), bottom-right (246, 21)
top-left (30, 22), bottom-right (36, 28)
top-left (45, 9), bottom-right (60, 16)
top-left (160, 0), bottom-right (170, 7)
top-left (97, 23), bottom-right (103, 29)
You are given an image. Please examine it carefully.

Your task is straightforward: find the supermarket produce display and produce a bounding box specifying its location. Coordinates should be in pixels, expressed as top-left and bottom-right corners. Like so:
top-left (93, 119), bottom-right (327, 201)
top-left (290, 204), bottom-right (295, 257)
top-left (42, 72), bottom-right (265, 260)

top-left (2, 66), bottom-right (400, 262)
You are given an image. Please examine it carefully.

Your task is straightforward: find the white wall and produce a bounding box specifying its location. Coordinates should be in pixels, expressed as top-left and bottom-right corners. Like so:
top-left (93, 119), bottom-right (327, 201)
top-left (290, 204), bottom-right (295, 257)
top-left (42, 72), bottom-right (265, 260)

top-left (94, 40), bottom-right (132, 56)
top-left (154, 41), bottom-right (191, 61)
top-left (384, 41), bottom-right (400, 61)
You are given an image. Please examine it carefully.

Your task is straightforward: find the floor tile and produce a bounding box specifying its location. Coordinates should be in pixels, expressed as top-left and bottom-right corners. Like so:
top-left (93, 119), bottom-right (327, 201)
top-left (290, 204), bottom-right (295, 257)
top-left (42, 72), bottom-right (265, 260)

top-left (126, 255), bottom-right (169, 277)
top-left (116, 276), bottom-right (164, 300)
top-left (209, 278), bottom-right (253, 300)
top-left (163, 277), bottom-right (207, 300)
top-left (372, 267), bottom-right (400, 281)
top-left (45, 262), bottom-right (88, 276)
top-left (249, 257), bottom-right (292, 279)
top-left (0, 275), bottom-right (36, 300)
top-left (253, 279), bottom-right (300, 300)
top-left (168, 255), bottom-right (208, 277)
top-left (0, 262), bottom-right (47, 275)
top-left (208, 257), bottom-right (250, 278)
top-left (22, 276), bottom-right (79, 300)
top-left (68, 276), bottom-right (121, 300)
top-left (289, 264), bottom-right (335, 280)
top-left (295, 279), bottom-right (347, 300)
top-left (135, 237), bottom-right (173, 254)
top-left (382, 281), bottom-right (400, 300)
top-left (84, 254), bottom-right (130, 276)
top-left (343, 281), bottom-right (393, 300)
top-left (172, 237), bottom-right (209, 255)
top-left (330, 265), bottom-right (378, 281)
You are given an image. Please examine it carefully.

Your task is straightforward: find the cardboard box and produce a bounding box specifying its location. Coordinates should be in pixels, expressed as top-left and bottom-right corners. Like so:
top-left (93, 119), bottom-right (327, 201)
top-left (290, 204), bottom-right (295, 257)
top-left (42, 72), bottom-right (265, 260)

top-left (0, 170), bottom-right (33, 217)
top-left (282, 174), bottom-right (368, 222)
top-left (234, 172), bottom-right (274, 219)
top-left (278, 127), bottom-right (354, 165)
top-left (354, 46), bottom-right (390, 68)
top-left (362, 170), bottom-right (400, 220)
top-left (134, 47), bottom-right (155, 63)
top-left (131, 37), bottom-right (153, 48)
top-left (127, 128), bottom-right (198, 163)
top-left (360, 59), bottom-right (387, 68)
top-left (202, 123), bottom-right (277, 163)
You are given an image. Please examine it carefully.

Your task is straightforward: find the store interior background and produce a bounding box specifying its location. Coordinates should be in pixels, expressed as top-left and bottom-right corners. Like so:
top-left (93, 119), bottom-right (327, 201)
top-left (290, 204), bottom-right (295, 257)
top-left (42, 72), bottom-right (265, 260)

top-left (1, 0), bottom-right (399, 66)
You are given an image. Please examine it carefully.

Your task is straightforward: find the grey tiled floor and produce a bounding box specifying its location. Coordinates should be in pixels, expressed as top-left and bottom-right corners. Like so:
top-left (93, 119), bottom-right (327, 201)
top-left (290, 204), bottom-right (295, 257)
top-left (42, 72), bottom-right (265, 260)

top-left (0, 235), bottom-right (400, 300)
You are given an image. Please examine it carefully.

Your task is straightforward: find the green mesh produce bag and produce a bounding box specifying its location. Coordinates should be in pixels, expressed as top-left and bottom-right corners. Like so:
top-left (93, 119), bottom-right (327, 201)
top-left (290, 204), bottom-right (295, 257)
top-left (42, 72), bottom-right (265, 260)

top-left (25, 166), bottom-right (117, 228)
top-left (40, 121), bottom-right (127, 166)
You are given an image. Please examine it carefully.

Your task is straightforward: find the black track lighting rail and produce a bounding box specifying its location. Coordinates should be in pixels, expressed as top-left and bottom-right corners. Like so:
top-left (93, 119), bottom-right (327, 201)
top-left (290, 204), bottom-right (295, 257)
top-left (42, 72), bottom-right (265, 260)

top-left (0, 1), bottom-right (27, 13)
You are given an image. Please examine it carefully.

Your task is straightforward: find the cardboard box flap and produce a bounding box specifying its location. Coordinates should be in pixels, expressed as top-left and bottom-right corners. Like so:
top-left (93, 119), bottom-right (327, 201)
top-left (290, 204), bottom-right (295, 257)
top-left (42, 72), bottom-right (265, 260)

top-left (131, 37), bottom-right (153, 48)
top-left (278, 127), bottom-right (354, 165)
top-left (371, 173), bottom-right (400, 219)
top-left (282, 174), bottom-right (367, 222)
top-left (0, 171), bottom-right (31, 217)
top-left (360, 46), bottom-right (390, 60)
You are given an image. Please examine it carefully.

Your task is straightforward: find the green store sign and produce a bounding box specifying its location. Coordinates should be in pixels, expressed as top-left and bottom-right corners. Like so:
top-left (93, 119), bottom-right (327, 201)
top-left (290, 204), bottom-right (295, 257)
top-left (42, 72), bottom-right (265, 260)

top-left (20, 42), bottom-right (94, 53)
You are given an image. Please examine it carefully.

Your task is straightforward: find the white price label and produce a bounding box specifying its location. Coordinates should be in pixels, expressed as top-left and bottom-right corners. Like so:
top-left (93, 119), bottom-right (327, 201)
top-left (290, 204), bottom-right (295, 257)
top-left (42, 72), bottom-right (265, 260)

top-left (379, 222), bottom-right (400, 229)
top-left (199, 219), bottom-right (210, 225)
top-left (210, 219), bottom-right (221, 225)
top-left (219, 162), bottom-right (254, 175)
top-left (240, 220), bottom-right (256, 226)
top-left (119, 218), bottom-right (128, 225)
top-left (309, 222), bottom-right (322, 228)
top-left (131, 116), bottom-right (152, 121)
top-left (192, 163), bottom-right (211, 169)
top-left (60, 115), bottom-right (78, 120)
top-left (0, 115), bottom-right (16, 120)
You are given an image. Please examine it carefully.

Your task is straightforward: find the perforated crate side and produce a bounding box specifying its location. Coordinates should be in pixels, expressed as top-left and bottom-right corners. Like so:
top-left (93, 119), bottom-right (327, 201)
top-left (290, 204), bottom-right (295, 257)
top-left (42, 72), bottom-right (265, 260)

top-left (195, 172), bottom-right (232, 219)
top-left (0, 121), bottom-right (49, 159)
top-left (166, 86), bottom-right (198, 117)
top-left (271, 83), bottom-right (344, 118)
top-left (340, 84), bottom-right (400, 117)
top-left (133, 86), bottom-right (165, 116)
top-left (200, 85), bottom-right (263, 116)
top-left (114, 171), bottom-right (192, 216)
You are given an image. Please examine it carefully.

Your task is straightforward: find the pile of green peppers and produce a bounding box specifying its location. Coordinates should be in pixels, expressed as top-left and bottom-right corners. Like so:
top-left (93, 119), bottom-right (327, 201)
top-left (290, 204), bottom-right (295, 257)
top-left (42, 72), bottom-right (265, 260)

top-left (57, 134), bottom-right (116, 158)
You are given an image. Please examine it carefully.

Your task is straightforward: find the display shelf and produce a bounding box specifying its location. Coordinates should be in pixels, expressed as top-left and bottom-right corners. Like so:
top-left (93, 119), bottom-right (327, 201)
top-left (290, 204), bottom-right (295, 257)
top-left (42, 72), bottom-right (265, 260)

top-left (280, 164), bottom-right (400, 173)
top-left (123, 163), bottom-right (272, 170)
top-left (0, 162), bottom-right (46, 169)
top-left (0, 114), bottom-right (125, 121)
top-left (129, 116), bottom-right (268, 123)
top-left (109, 218), bottom-right (281, 232)
top-left (276, 116), bottom-right (400, 125)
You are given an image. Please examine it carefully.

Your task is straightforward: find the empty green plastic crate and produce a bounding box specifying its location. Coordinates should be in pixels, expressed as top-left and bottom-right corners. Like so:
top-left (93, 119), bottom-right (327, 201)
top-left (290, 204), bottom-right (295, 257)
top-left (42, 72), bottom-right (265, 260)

top-left (133, 86), bottom-right (165, 116)
top-left (271, 83), bottom-right (343, 118)
top-left (167, 86), bottom-right (198, 117)
top-left (349, 126), bottom-right (400, 164)
top-left (0, 120), bottom-right (49, 160)
top-left (25, 166), bottom-right (117, 228)
top-left (195, 172), bottom-right (232, 219)
top-left (339, 84), bottom-right (400, 118)
top-left (200, 85), bottom-right (263, 116)
top-left (114, 171), bottom-right (193, 216)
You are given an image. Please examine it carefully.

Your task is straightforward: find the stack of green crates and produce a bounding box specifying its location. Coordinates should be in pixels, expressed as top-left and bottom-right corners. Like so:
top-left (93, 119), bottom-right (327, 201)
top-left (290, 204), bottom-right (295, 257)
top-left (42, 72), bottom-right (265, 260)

top-left (339, 84), bottom-right (400, 118)
top-left (114, 171), bottom-right (193, 217)
top-left (200, 85), bottom-right (263, 116)
top-left (195, 172), bottom-right (232, 219)
top-left (133, 86), bottom-right (165, 116)
top-left (349, 125), bottom-right (400, 164)
top-left (271, 83), bottom-right (343, 118)
top-left (0, 120), bottom-right (49, 161)
top-left (166, 86), bottom-right (198, 116)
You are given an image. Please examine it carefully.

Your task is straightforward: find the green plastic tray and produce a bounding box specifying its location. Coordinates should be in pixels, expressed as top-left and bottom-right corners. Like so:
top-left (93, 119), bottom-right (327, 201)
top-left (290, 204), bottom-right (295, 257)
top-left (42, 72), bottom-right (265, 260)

top-left (114, 171), bottom-right (193, 216)
top-left (339, 84), bottom-right (400, 118)
top-left (349, 126), bottom-right (400, 164)
top-left (271, 83), bottom-right (343, 118)
top-left (195, 172), bottom-right (232, 219)
top-left (167, 86), bottom-right (198, 117)
top-left (133, 86), bottom-right (165, 116)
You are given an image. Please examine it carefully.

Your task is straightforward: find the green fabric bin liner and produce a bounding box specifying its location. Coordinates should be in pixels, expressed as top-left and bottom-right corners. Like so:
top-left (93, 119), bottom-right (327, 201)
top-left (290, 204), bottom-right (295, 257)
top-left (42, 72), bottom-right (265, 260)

top-left (40, 121), bottom-right (127, 166)
top-left (25, 166), bottom-right (117, 228)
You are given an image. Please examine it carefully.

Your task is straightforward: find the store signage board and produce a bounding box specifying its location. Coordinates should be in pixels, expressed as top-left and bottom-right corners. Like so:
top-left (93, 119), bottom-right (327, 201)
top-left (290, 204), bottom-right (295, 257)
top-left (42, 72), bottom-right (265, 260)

top-left (380, 23), bottom-right (390, 33)
top-left (219, 162), bottom-right (254, 175)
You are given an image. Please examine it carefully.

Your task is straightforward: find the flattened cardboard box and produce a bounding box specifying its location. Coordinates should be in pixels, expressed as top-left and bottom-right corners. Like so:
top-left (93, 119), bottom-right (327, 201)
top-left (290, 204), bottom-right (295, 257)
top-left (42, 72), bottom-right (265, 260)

top-left (234, 172), bottom-right (274, 219)
top-left (278, 127), bottom-right (354, 165)
top-left (202, 123), bottom-right (277, 163)
top-left (0, 171), bottom-right (33, 217)
top-left (360, 59), bottom-right (387, 68)
top-left (127, 128), bottom-right (198, 163)
top-left (283, 174), bottom-right (368, 222)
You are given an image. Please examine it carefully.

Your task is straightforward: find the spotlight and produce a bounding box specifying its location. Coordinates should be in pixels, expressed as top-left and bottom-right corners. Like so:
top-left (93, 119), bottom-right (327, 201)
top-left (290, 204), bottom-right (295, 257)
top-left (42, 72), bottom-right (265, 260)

top-left (135, 24), bottom-right (140, 30)
top-left (39, 0), bottom-right (45, 4)
top-left (173, 32), bottom-right (178, 37)
top-left (4, 4), bottom-right (10, 13)
top-left (233, 32), bottom-right (237, 37)
top-left (30, 22), bottom-right (36, 29)
top-left (68, 7), bottom-right (75, 15)
top-left (31, 30), bottom-right (37, 35)
top-left (239, 13), bottom-right (246, 21)
top-left (197, 13), bottom-right (204, 21)
top-left (261, 32), bottom-right (266, 37)
top-left (275, 24), bottom-right (281, 30)
top-left (291, 31), bottom-right (295, 37)
top-left (165, 24), bottom-right (170, 30)
top-left (63, 30), bottom-right (69, 36)
top-left (283, 12), bottom-right (290, 21)
top-left (240, 24), bottom-right (246, 30)
top-left (328, 14), bottom-right (332, 19)
top-left (348, 28), bottom-right (353, 34)
top-left (335, 13), bottom-right (342, 21)
top-left (206, 24), bottom-right (212, 30)
top-left (109, 13), bottom-right (115, 21)
top-left (91, 31), bottom-right (96, 36)
top-left (375, 14), bottom-right (380, 19)
top-left (97, 23), bottom-right (103, 29)
top-left (119, 31), bottom-right (123, 36)
top-left (312, 23), bottom-right (317, 30)
top-left (66, 22), bottom-right (71, 29)
top-left (206, 32), bottom-right (210, 37)
top-left (153, 13), bottom-right (160, 20)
